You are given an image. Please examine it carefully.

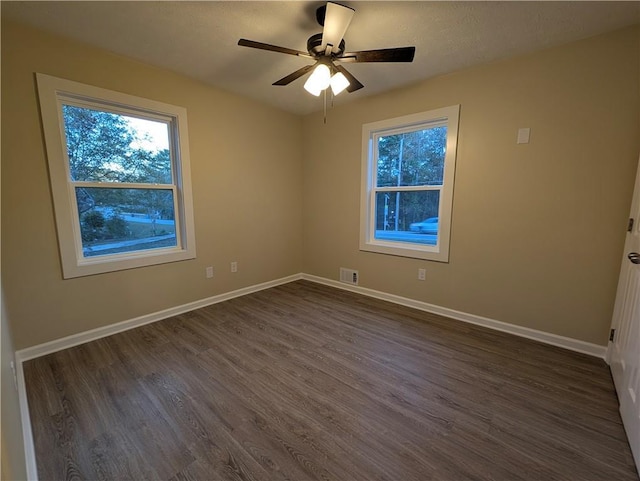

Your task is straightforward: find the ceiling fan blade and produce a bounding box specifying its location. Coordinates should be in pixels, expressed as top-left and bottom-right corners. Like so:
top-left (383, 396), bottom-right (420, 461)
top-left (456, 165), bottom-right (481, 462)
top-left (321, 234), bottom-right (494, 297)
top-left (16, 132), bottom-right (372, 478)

top-left (339, 46), bottom-right (416, 63)
top-left (273, 64), bottom-right (315, 86)
top-left (334, 64), bottom-right (363, 93)
top-left (238, 39), bottom-right (311, 58)
top-left (321, 2), bottom-right (355, 54)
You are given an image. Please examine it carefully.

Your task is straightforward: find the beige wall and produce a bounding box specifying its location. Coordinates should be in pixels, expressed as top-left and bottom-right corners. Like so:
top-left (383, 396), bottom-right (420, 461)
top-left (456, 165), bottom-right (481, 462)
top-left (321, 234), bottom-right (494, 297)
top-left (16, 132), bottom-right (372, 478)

top-left (2, 18), bottom-right (636, 481)
top-left (1, 21), bottom-right (303, 349)
top-left (302, 26), bottom-right (640, 346)
top-left (2, 20), bottom-right (638, 354)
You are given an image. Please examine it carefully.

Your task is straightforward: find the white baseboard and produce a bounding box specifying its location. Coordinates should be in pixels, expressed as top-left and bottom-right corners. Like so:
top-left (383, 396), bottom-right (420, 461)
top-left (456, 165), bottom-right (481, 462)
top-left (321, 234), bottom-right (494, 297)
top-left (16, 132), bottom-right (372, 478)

top-left (16, 271), bottom-right (607, 481)
top-left (16, 271), bottom-right (607, 365)
top-left (301, 274), bottom-right (608, 359)
top-left (15, 273), bottom-right (302, 363)
top-left (15, 356), bottom-right (38, 481)
top-left (14, 273), bottom-right (302, 481)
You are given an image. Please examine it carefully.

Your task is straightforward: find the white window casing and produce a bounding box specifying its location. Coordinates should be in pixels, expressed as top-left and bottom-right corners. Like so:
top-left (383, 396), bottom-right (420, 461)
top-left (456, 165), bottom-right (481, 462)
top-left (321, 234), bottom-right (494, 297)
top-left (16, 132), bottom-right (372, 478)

top-left (360, 105), bottom-right (460, 262)
top-left (37, 73), bottom-right (196, 278)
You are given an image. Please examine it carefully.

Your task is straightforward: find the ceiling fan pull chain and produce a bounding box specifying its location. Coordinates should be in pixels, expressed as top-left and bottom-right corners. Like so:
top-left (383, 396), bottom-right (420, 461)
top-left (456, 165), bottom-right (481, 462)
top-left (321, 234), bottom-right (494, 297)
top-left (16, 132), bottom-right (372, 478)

top-left (237, 2), bottom-right (416, 109)
top-left (323, 89), bottom-right (327, 124)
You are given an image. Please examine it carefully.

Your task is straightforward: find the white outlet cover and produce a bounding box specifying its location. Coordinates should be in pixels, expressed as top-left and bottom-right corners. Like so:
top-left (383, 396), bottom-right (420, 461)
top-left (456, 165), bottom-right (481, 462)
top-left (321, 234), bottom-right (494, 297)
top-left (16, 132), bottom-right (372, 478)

top-left (517, 127), bottom-right (531, 144)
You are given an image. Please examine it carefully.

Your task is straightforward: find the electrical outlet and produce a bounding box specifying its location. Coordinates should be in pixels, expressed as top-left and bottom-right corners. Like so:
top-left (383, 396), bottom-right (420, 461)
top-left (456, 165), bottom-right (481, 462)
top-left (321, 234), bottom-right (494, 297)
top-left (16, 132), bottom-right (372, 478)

top-left (206, 266), bottom-right (214, 278)
top-left (231, 261), bottom-right (238, 273)
top-left (418, 268), bottom-right (426, 281)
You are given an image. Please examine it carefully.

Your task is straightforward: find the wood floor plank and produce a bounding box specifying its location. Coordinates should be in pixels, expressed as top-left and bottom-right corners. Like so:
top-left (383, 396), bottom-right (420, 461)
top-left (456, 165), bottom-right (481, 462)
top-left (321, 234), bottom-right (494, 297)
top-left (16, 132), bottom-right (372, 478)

top-left (24, 280), bottom-right (639, 480)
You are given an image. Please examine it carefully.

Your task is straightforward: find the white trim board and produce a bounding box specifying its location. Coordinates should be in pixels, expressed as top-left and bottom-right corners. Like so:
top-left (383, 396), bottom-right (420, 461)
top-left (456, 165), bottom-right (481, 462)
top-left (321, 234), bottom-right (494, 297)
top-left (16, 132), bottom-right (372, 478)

top-left (15, 273), bottom-right (302, 363)
top-left (301, 274), bottom-right (608, 359)
top-left (15, 271), bottom-right (607, 480)
top-left (16, 272), bottom-right (606, 365)
top-left (15, 355), bottom-right (38, 481)
top-left (15, 273), bottom-right (303, 481)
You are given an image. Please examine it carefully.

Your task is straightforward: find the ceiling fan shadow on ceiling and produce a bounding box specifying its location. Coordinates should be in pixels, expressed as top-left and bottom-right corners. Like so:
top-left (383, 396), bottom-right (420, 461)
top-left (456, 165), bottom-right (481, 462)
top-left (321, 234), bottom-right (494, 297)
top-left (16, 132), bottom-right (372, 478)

top-left (238, 2), bottom-right (416, 100)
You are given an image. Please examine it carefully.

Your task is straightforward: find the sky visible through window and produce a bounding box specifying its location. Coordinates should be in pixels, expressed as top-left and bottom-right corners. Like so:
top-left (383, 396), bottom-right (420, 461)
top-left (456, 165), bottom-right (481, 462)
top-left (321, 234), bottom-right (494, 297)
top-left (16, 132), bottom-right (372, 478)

top-left (126, 116), bottom-right (169, 152)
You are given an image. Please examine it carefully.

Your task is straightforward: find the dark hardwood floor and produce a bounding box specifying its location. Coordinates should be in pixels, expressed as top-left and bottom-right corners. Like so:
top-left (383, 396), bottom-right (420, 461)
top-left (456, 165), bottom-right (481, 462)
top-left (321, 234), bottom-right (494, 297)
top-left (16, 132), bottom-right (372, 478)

top-left (24, 280), bottom-right (638, 480)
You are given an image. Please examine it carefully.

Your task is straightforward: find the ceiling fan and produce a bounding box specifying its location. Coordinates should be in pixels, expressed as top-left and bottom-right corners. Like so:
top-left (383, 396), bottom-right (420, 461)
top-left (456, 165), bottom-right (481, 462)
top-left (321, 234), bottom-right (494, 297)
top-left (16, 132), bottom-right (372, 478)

top-left (238, 2), bottom-right (415, 97)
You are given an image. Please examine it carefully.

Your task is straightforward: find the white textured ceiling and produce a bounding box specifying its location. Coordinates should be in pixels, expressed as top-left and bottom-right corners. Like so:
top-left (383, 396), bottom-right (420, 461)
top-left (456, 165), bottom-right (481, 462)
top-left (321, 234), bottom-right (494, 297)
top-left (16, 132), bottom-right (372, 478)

top-left (3, 1), bottom-right (640, 115)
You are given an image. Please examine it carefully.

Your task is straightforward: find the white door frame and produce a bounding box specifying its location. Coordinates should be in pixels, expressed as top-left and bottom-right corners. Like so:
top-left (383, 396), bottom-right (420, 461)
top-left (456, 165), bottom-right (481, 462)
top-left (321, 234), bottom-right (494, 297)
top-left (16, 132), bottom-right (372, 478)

top-left (607, 154), bottom-right (640, 474)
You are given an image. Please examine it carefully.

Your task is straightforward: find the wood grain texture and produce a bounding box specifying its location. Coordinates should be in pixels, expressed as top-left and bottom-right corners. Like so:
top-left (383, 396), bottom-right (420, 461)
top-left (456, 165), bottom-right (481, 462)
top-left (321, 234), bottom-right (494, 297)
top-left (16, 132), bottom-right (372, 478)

top-left (24, 280), bottom-right (639, 480)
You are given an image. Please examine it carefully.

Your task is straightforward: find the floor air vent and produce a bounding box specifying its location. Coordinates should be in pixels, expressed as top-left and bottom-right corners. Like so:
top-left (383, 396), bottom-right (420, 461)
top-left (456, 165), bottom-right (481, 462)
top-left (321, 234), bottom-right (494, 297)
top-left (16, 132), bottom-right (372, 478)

top-left (340, 268), bottom-right (359, 285)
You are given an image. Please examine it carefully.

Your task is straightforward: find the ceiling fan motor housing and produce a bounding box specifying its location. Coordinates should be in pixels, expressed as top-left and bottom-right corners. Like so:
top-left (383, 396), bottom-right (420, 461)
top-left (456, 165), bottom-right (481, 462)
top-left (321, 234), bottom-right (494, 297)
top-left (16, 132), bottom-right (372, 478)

top-left (307, 33), bottom-right (345, 57)
top-left (238, 2), bottom-right (415, 93)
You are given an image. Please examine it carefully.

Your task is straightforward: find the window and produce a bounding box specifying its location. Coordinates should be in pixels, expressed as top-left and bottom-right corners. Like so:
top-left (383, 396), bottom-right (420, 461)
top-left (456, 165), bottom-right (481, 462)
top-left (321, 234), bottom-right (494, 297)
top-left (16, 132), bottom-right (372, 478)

top-left (37, 73), bottom-right (196, 278)
top-left (360, 105), bottom-right (460, 262)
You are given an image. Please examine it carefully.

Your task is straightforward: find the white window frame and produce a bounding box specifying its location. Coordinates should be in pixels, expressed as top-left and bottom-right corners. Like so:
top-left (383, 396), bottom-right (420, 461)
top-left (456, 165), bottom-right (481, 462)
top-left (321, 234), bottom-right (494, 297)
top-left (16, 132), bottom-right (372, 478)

top-left (37, 73), bottom-right (196, 278)
top-left (360, 105), bottom-right (460, 262)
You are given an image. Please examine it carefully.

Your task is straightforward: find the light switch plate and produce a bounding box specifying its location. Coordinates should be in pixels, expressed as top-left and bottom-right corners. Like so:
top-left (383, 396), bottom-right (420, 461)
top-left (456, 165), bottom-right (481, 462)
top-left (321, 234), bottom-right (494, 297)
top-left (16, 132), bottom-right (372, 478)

top-left (517, 128), bottom-right (531, 144)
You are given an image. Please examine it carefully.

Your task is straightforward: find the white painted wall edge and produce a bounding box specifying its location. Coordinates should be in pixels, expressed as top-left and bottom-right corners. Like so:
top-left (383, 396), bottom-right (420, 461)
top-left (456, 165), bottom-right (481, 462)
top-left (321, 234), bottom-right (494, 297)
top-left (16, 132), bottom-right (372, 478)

top-left (15, 271), bottom-right (608, 480)
top-left (301, 274), bottom-right (608, 359)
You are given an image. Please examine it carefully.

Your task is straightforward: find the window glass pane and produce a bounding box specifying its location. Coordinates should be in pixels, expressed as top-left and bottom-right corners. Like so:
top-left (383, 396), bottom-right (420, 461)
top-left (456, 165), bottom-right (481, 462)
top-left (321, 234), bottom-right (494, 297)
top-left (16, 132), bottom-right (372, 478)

top-left (376, 126), bottom-right (447, 187)
top-left (62, 105), bottom-right (172, 184)
top-left (374, 190), bottom-right (440, 245)
top-left (76, 187), bottom-right (176, 258)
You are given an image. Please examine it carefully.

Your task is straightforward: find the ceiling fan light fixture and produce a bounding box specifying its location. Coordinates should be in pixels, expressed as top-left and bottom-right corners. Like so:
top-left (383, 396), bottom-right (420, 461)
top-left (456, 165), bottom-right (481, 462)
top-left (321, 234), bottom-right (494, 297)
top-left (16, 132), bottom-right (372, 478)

top-left (304, 63), bottom-right (331, 96)
top-left (304, 83), bottom-right (323, 97)
top-left (330, 71), bottom-right (350, 95)
top-left (239, 2), bottom-right (415, 101)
